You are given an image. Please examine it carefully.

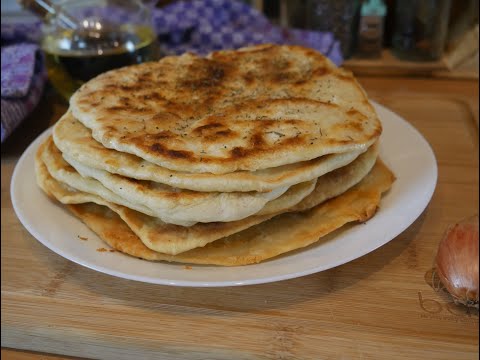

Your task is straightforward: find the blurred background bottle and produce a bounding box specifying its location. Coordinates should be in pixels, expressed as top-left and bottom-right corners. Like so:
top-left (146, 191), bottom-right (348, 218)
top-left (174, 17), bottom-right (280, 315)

top-left (20, 0), bottom-right (161, 100)
top-left (305, 0), bottom-right (361, 59)
top-left (356, 0), bottom-right (387, 58)
top-left (392, 0), bottom-right (452, 61)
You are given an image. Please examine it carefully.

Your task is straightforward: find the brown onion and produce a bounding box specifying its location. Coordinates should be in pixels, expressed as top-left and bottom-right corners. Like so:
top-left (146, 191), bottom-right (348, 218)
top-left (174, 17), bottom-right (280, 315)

top-left (435, 215), bottom-right (479, 308)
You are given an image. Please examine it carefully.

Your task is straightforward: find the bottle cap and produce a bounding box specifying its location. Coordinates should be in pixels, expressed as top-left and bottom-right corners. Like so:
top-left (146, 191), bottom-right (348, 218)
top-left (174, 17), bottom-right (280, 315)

top-left (361, 0), bottom-right (387, 17)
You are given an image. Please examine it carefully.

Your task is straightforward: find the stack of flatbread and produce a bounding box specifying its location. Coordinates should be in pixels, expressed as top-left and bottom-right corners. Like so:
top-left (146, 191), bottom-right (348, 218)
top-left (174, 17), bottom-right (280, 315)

top-left (35, 44), bottom-right (395, 266)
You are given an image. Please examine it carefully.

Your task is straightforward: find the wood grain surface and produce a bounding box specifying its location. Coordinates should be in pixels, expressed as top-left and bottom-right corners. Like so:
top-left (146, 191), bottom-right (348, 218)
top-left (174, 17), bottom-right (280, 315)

top-left (344, 50), bottom-right (479, 80)
top-left (1, 77), bottom-right (479, 360)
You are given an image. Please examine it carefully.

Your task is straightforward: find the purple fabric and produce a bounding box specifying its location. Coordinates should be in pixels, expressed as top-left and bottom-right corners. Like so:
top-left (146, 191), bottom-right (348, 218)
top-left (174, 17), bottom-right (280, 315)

top-left (1, 20), bottom-right (42, 45)
top-left (49, 0), bottom-right (343, 64)
top-left (154, 0), bottom-right (343, 65)
top-left (1, 43), bottom-right (46, 143)
top-left (2, 44), bottom-right (40, 97)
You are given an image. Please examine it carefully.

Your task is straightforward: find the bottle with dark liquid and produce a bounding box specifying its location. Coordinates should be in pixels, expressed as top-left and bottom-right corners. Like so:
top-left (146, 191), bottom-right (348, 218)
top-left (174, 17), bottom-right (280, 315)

top-left (21, 0), bottom-right (161, 100)
top-left (392, 0), bottom-right (451, 61)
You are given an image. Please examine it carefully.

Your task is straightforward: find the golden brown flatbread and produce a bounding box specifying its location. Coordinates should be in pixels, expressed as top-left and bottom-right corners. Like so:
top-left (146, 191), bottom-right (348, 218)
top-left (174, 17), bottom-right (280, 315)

top-left (70, 44), bottom-right (381, 174)
top-left (53, 112), bottom-right (365, 192)
top-left (35, 139), bottom-right (379, 256)
top-left (41, 136), bottom-right (293, 226)
top-left (65, 160), bottom-right (394, 266)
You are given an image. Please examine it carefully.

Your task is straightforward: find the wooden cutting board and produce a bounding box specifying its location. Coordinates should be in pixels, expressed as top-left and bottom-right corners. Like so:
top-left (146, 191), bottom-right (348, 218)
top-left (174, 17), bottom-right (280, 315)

top-left (1, 78), bottom-right (479, 360)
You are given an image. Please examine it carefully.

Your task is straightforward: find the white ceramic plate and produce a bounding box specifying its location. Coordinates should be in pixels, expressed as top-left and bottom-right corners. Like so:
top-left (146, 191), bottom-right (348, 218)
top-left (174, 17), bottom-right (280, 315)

top-left (11, 102), bottom-right (437, 287)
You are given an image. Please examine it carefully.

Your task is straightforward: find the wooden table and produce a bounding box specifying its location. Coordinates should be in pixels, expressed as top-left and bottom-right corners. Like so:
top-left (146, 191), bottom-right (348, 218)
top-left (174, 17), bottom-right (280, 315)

top-left (2, 77), bottom-right (479, 360)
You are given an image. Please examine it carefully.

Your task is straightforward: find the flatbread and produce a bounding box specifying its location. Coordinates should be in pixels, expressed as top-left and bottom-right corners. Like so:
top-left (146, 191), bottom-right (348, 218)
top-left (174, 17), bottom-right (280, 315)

top-left (70, 44), bottom-right (382, 174)
top-left (65, 160), bottom-right (395, 266)
top-left (63, 153), bottom-right (315, 220)
top-left (53, 112), bottom-right (365, 192)
top-left (291, 143), bottom-right (378, 212)
top-left (35, 148), bottom-right (278, 255)
top-left (40, 137), bottom-right (167, 220)
top-left (42, 136), bottom-right (295, 226)
top-left (35, 140), bottom-right (381, 255)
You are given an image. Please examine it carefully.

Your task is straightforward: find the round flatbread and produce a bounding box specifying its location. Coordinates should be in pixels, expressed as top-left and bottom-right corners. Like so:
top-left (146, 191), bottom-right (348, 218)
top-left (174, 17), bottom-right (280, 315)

top-left (53, 112), bottom-right (365, 192)
top-left (41, 136), bottom-right (292, 226)
top-left (70, 44), bottom-right (382, 174)
top-left (35, 139), bottom-right (380, 255)
top-left (63, 160), bottom-right (395, 266)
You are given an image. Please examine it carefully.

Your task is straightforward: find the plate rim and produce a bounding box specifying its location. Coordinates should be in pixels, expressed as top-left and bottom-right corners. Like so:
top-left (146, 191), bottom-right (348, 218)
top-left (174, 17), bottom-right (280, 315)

top-left (10, 101), bottom-right (438, 287)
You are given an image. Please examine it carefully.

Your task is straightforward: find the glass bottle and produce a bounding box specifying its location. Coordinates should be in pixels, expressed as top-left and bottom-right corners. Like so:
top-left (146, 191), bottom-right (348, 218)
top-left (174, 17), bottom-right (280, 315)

top-left (37, 0), bottom-right (161, 100)
top-left (356, 0), bottom-right (387, 58)
top-left (306, 0), bottom-right (361, 59)
top-left (392, 0), bottom-right (452, 61)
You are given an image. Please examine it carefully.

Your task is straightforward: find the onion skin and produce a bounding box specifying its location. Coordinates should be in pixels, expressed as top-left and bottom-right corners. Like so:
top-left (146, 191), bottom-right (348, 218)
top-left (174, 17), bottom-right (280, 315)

top-left (435, 216), bottom-right (479, 308)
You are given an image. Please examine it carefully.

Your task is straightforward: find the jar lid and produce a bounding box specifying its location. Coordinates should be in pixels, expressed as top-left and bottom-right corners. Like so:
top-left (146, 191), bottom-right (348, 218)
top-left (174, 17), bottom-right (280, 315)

top-left (361, 0), bottom-right (387, 17)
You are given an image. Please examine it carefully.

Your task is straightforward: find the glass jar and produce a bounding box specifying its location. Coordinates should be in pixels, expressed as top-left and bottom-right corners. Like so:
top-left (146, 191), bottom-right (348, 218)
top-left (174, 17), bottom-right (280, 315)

top-left (41, 0), bottom-right (161, 100)
top-left (306, 0), bottom-right (361, 59)
top-left (392, 0), bottom-right (451, 61)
